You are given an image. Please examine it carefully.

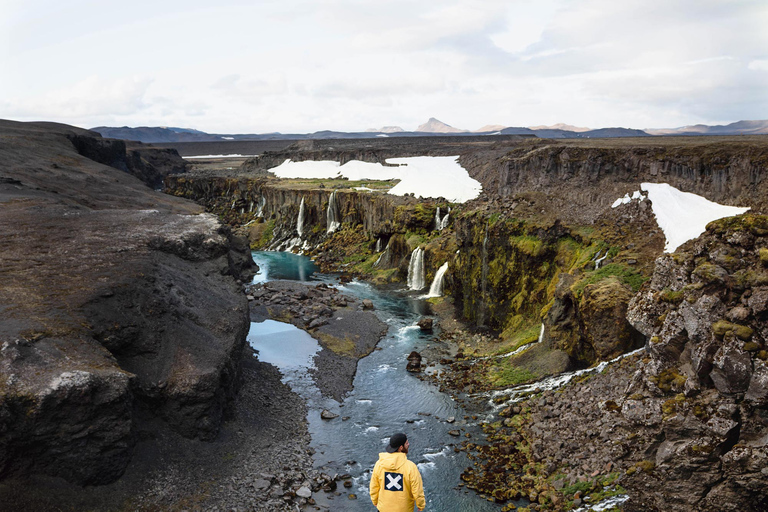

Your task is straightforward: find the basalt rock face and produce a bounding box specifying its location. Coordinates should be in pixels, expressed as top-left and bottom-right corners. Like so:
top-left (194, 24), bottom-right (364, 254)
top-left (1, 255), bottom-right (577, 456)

top-left (0, 120), bottom-right (251, 485)
top-left (463, 138), bottom-right (768, 224)
top-left (621, 214), bottom-right (768, 511)
top-left (66, 129), bottom-right (187, 189)
top-left (451, 210), bottom-right (649, 367)
top-left (164, 174), bottom-right (413, 246)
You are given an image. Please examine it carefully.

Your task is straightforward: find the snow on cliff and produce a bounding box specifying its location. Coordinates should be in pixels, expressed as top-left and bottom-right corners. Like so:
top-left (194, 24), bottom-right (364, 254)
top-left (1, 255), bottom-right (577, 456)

top-left (270, 156), bottom-right (481, 203)
top-left (613, 183), bottom-right (750, 252)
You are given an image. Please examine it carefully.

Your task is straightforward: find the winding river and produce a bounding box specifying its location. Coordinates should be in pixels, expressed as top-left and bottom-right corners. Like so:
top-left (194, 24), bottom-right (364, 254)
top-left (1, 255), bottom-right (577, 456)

top-left (247, 251), bottom-right (501, 511)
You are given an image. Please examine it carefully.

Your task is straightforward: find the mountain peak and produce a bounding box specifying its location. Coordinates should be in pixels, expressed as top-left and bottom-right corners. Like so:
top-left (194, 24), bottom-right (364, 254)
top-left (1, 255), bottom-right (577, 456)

top-left (416, 118), bottom-right (467, 133)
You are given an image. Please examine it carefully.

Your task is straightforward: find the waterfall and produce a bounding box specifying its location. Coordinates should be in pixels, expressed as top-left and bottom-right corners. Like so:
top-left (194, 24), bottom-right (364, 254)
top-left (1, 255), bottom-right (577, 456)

top-left (407, 247), bottom-right (425, 290)
top-left (484, 348), bottom-right (645, 409)
top-left (374, 239), bottom-right (389, 267)
top-left (538, 323), bottom-right (545, 344)
top-left (375, 238), bottom-right (382, 252)
top-left (297, 197), bottom-right (305, 237)
top-left (434, 207), bottom-right (451, 231)
top-left (326, 190), bottom-right (341, 234)
top-left (440, 207), bottom-right (451, 230)
top-left (425, 262), bottom-right (449, 297)
top-left (478, 222), bottom-right (489, 326)
top-left (595, 250), bottom-right (608, 270)
top-left (255, 196), bottom-right (266, 217)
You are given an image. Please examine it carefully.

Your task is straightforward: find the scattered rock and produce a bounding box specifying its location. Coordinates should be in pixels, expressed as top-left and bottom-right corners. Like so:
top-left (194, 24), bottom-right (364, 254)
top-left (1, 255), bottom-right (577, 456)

top-left (406, 351), bottom-right (423, 372)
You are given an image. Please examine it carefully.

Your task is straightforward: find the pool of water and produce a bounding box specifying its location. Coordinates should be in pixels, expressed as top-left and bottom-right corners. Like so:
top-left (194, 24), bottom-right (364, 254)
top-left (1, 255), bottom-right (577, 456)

top-left (247, 251), bottom-right (502, 511)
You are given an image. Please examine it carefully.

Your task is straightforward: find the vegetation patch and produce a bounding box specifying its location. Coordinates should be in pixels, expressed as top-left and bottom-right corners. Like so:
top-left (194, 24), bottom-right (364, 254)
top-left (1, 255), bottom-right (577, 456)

top-left (488, 362), bottom-right (539, 387)
top-left (571, 263), bottom-right (648, 298)
top-left (314, 332), bottom-right (358, 357)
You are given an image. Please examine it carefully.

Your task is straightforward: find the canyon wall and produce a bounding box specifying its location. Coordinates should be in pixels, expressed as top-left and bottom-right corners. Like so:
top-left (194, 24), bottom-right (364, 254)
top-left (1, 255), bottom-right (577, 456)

top-left (0, 121), bottom-right (253, 485)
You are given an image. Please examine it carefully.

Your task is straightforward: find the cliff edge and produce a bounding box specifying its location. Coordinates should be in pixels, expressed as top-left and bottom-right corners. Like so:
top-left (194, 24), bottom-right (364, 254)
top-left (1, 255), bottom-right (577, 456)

top-left (0, 120), bottom-right (254, 485)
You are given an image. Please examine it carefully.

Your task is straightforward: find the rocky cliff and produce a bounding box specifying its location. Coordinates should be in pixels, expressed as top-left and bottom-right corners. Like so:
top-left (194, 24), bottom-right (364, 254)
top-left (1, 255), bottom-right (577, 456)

top-left (620, 214), bottom-right (768, 510)
top-left (462, 137), bottom-right (768, 224)
top-left (0, 120), bottom-right (254, 485)
top-left (445, 216), bottom-right (768, 512)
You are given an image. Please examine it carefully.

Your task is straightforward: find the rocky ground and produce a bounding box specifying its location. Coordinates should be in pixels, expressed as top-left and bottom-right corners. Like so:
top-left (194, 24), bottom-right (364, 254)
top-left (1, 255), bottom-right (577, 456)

top-left (0, 349), bottom-right (322, 511)
top-left (420, 215), bottom-right (768, 512)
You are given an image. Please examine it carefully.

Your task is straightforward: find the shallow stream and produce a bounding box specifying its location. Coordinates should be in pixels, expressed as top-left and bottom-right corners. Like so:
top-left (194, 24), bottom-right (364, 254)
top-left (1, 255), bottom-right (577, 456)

top-left (247, 251), bottom-right (500, 511)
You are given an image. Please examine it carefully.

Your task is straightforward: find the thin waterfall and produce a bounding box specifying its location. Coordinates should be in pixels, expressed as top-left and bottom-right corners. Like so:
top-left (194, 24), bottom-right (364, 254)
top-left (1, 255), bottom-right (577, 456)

top-left (326, 190), bottom-right (340, 234)
top-left (595, 250), bottom-right (608, 270)
top-left (375, 238), bottom-right (382, 252)
top-left (255, 196), bottom-right (266, 217)
top-left (425, 262), bottom-right (449, 297)
top-left (434, 207), bottom-right (451, 231)
top-left (440, 207), bottom-right (451, 230)
top-left (374, 239), bottom-right (389, 267)
top-left (478, 222), bottom-right (489, 326)
top-left (407, 247), bottom-right (425, 290)
top-left (297, 197), bottom-right (305, 237)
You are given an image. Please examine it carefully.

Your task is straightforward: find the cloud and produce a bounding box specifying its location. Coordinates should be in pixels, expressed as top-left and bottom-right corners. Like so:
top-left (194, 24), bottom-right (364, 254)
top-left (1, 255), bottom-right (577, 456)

top-left (5, 76), bottom-right (153, 120)
top-left (2, 0), bottom-right (766, 132)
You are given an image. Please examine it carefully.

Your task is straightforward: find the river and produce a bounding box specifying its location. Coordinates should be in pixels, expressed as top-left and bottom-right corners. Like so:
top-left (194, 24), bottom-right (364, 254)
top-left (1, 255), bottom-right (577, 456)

top-left (247, 251), bottom-right (502, 511)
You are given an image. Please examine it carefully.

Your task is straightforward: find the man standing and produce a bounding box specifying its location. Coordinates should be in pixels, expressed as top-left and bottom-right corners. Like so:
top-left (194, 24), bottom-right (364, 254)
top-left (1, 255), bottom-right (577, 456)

top-left (369, 433), bottom-right (426, 511)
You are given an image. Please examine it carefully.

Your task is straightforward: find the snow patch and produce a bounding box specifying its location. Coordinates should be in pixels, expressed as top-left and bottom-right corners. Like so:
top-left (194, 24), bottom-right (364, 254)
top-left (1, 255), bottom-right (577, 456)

top-left (270, 156), bottom-right (481, 203)
top-left (641, 183), bottom-right (749, 252)
top-left (611, 184), bottom-right (749, 252)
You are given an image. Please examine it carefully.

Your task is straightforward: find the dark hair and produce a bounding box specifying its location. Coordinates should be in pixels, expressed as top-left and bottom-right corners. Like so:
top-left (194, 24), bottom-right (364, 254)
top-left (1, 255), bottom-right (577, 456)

top-left (386, 433), bottom-right (408, 453)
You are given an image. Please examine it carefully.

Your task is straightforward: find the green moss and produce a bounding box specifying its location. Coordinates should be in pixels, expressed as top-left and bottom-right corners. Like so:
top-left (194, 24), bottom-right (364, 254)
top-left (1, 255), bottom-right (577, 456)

top-left (651, 367), bottom-right (687, 392)
top-left (712, 320), bottom-right (753, 340)
top-left (315, 332), bottom-right (358, 357)
top-left (760, 248), bottom-right (768, 267)
top-left (571, 263), bottom-right (647, 298)
top-left (692, 262), bottom-right (727, 284)
top-left (509, 235), bottom-right (544, 257)
top-left (743, 341), bottom-right (762, 352)
top-left (498, 322), bottom-right (541, 353)
top-left (253, 219), bottom-right (275, 248)
top-left (659, 288), bottom-right (684, 304)
top-left (489, 363), bottom-right (538, 387)
top-left (635, 460), bottom-right (656, 474)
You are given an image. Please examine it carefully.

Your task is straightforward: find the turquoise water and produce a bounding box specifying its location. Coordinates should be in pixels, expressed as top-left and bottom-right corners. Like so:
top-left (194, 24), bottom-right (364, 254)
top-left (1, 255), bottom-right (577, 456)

top-left (247, 251), bottom-right (502, 511)
top-left (251, 251), bottom-right (321, 283)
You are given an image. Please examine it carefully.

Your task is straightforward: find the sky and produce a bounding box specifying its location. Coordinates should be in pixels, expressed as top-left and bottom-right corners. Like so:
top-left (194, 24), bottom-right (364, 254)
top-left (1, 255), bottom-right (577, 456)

top-left (1, 0), bottom-right (767, 133)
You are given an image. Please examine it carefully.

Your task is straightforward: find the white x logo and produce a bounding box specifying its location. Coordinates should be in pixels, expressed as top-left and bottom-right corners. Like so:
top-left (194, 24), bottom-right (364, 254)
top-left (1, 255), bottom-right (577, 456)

top-left (386, 473), bottom-right (402, 490)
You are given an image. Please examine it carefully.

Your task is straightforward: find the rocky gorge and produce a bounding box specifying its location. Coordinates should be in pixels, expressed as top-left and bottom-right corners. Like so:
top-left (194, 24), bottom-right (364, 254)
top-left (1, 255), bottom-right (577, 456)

top-left (161, 133), bottom-right (768, 510)
top-left (2, 120), bottom-right (768, 511)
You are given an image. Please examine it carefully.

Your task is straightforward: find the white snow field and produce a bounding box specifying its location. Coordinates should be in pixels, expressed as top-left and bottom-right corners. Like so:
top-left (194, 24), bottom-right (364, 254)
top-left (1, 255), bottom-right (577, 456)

top-left (270, 156), bottom-right (482, 203)
top-left (613, 183), bottom-right (749, 252)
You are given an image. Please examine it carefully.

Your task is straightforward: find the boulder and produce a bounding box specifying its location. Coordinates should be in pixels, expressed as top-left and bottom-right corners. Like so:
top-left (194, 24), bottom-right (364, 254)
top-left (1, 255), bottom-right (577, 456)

top-left (406, 351), bottom-right (423, 372)
top-left (417, 318), bottom-right (433, 331)
top-left (321, 409), bottom-right (339, 420)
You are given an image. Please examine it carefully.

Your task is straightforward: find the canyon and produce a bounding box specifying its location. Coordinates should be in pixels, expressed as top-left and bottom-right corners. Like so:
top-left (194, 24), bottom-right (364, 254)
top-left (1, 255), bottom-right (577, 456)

top-left (1, 120), bottom-right (767, 511)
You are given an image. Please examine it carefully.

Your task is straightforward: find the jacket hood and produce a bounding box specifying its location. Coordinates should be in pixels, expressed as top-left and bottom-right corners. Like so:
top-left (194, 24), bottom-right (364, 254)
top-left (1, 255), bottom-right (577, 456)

top-left (377, 451), bottom-right (407, 471)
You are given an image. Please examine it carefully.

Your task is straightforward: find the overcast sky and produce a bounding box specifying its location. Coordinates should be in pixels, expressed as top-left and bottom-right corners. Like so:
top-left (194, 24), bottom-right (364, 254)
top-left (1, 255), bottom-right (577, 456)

top-left (1, 0), bottom-right (766, 133)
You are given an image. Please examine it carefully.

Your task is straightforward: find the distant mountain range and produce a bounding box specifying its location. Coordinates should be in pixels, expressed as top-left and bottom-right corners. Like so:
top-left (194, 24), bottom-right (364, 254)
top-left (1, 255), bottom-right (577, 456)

top-left (91, 118), bottom-right (768, 144)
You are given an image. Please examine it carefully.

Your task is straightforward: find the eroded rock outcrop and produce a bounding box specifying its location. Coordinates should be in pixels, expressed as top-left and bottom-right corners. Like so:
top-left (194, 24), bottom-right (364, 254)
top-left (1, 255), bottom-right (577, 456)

top-left (0, 120), bottom-right (253, 485)
top-left (620, 214), bottom-right (768, 510)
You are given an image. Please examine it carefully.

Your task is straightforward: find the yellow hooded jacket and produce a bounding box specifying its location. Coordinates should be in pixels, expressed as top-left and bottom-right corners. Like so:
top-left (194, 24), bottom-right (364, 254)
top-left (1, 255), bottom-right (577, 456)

top-left (369, 451), bottom-right (426, 511)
